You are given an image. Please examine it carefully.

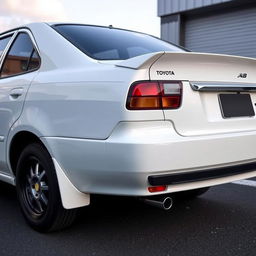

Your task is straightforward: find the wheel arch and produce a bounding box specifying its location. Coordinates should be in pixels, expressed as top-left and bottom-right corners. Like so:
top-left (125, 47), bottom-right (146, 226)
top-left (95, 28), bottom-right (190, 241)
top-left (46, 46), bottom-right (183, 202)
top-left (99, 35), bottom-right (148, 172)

top-left (8, 130), bottom-right (90, 209)
top-left (8, 131), bottom-right (48, 175)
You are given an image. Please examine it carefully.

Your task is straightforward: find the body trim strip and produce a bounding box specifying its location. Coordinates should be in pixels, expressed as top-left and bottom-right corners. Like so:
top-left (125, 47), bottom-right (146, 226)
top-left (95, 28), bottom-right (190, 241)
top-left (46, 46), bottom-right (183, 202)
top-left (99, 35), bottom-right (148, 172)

top-left (191, 82), bottom-right (256, 92)
top-left (148, 162), bottom-right (256, 186)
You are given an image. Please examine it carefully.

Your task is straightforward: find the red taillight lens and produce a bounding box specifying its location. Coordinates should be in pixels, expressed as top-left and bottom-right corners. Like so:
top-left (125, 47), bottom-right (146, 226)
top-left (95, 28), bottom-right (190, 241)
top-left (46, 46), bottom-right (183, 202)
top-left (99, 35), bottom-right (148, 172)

top-left (126, 81), bottom-right (182, 110)
top-left (128, 82), bottom-right (161, 110)
top-left (131, 82), bottom-right (160, 96)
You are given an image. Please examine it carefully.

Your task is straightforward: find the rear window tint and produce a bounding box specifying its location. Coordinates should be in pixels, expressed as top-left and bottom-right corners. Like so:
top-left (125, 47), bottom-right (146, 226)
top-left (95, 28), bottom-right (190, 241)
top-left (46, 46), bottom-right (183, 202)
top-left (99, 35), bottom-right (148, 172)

top-left (53, 25), bottom-right (185, 60)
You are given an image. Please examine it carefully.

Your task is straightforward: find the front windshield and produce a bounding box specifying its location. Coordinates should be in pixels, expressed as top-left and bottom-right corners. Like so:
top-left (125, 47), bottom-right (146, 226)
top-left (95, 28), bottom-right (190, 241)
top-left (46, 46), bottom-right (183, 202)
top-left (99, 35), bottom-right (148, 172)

top-left (53, 24), bottom-right (186, 60)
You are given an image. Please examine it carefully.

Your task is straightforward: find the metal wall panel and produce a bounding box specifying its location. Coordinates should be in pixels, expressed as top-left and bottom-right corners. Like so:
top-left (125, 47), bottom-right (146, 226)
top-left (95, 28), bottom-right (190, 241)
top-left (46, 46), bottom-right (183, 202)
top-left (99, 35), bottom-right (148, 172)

top-left (161, 14), bottom-right (181, 45)
top-left (184, 7), bottom-right (256, 58)
top-left (158, 0), bottom-right (233, 16)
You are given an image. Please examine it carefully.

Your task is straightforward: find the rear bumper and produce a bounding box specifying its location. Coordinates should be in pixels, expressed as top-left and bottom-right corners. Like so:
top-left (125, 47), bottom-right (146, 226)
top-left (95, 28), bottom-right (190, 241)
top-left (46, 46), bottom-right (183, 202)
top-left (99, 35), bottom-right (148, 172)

top-left (42, 121), bottom-right (256, 196)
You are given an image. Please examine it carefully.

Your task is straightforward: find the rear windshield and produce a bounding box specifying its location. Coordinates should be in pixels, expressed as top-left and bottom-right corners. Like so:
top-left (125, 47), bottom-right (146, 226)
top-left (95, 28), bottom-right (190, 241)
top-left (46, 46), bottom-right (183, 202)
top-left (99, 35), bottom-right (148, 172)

top-left (53, 24), bottom-right (185, 60)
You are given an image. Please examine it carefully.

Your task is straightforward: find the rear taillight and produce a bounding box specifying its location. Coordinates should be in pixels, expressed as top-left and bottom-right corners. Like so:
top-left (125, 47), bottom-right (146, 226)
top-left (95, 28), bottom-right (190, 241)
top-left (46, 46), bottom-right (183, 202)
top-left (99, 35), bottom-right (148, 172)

top-left (126, 81), bottom-right (182, 110)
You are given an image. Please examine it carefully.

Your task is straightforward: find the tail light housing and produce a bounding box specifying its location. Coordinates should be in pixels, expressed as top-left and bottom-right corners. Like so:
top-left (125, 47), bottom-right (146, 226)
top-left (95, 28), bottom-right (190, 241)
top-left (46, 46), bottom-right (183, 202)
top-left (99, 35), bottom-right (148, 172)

top-left (126, 81), bottom-right (182, 110)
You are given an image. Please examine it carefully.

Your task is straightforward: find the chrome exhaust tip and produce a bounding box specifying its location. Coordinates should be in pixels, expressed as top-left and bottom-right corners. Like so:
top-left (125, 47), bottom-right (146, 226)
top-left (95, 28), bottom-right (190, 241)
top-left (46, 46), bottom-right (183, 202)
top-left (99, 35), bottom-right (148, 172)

top-left (141, 196), bottom-right (173, 210)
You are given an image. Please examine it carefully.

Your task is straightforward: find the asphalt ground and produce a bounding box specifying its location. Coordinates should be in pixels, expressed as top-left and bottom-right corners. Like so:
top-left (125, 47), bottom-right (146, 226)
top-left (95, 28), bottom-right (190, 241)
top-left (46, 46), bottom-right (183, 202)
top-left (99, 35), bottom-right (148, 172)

top-left (0, 178), bottom-right (255, 256)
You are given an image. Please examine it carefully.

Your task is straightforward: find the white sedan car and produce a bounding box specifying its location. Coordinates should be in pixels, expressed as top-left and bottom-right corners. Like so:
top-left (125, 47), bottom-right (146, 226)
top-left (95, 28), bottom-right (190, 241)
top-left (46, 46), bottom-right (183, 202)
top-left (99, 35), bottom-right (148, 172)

top-left (0, 22), bottom-right (256, 232)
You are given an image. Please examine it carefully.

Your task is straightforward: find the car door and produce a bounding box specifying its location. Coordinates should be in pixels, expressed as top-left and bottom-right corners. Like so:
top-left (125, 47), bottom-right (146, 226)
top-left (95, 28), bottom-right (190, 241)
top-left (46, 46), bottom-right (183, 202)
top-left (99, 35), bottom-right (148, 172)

top-left (0, 29), bottom-right (40, 175)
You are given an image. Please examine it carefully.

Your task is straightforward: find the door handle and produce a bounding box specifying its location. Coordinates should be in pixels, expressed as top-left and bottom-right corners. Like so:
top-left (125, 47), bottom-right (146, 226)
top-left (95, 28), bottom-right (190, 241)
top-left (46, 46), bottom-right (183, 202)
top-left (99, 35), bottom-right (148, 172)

top-left (9, 88), bottom-right (24, 98)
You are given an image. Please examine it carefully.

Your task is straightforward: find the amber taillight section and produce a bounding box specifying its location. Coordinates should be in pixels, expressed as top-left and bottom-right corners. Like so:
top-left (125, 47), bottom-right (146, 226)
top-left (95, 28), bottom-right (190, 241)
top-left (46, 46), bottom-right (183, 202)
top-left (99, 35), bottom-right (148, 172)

top-left (126, 81), bottom-right (182, 110)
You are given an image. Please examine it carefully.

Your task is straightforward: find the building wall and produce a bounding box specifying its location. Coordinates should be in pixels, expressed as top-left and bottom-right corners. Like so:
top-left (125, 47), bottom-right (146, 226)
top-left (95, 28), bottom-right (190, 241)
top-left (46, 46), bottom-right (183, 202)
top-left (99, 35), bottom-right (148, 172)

top-left (184, 7), bottom-right (256, 58)
top-left (158, 0), bottom-right (256, 57)
top-left (158, 0), bottom-right (233, 16)
top-left (161, 15), bottom-right (180, 45)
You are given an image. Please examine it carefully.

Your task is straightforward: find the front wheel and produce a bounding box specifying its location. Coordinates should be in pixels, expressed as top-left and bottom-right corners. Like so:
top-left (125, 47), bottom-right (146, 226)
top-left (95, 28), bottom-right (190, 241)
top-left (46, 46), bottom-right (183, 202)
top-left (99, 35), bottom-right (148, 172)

top-left (16, 143), bottom-right (77, 232)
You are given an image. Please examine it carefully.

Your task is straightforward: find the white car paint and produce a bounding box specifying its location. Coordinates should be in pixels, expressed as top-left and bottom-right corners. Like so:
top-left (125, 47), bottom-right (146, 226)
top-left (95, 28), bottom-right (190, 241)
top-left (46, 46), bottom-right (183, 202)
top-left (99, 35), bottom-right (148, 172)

top-left (150, 52), bottom-right (256, 136)
top-left (0, 22), bottom-right (256, 210)
top-left (42, 121), bottom-right (256, 197)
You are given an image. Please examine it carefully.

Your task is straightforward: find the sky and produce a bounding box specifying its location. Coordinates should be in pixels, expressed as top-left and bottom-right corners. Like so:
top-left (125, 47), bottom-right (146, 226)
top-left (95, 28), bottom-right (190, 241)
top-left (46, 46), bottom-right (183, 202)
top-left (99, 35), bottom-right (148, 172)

top-left (0, 0), bottom-right (160, 36)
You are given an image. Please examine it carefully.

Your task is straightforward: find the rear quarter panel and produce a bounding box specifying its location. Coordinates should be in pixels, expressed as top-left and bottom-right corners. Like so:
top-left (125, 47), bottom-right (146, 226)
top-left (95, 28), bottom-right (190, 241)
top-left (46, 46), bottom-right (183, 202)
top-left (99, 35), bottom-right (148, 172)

top-left (16, 66), bottom-right (164, 139)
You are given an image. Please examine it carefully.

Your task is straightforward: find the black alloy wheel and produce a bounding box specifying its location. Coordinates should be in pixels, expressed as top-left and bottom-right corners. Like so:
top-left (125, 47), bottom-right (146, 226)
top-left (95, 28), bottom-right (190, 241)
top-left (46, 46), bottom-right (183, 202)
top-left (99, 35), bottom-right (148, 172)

top-left (16, 143), bottom-right (77, 232)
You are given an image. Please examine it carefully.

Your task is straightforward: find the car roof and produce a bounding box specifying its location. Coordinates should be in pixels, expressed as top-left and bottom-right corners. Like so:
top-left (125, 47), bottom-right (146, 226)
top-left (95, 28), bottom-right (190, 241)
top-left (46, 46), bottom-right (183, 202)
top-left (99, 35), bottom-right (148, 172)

top-left (0, 22), bottom-right (146, 37)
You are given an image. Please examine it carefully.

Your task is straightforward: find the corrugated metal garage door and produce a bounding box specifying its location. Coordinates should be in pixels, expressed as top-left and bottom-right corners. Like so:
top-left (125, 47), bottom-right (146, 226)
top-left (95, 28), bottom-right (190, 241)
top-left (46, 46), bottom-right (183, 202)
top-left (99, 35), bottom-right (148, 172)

top-left (184, 7), bottom-right (256, 58)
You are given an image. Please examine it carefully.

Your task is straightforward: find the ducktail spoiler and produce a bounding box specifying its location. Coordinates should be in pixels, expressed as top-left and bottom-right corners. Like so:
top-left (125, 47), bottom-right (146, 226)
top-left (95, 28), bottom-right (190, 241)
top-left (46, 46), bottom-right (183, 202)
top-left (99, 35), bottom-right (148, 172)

top-left (115, 52), bottom-right (165, 70)
top-left (116, 51), bottom-right (256, 83)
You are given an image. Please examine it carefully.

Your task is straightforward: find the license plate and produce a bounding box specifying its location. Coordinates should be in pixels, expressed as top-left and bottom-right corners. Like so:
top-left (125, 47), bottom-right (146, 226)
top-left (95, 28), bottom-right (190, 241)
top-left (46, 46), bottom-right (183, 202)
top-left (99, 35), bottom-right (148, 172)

top-left (219, 94), bottom-right (255, 118)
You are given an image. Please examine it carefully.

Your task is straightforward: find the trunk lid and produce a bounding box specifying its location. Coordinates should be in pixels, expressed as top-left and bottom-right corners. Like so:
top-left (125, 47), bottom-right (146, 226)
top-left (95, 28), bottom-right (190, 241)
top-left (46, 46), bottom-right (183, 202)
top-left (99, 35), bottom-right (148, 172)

top-left (150, 52), bottom-right (256, 136)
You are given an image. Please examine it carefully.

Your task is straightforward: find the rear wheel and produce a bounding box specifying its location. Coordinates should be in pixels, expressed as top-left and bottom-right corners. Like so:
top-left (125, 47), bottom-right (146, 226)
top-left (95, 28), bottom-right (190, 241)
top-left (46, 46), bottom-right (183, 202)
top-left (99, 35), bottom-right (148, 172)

top-left (16, 143), bottom-right (77, 232)
top-left (175, 187), bottom-right (210, 200)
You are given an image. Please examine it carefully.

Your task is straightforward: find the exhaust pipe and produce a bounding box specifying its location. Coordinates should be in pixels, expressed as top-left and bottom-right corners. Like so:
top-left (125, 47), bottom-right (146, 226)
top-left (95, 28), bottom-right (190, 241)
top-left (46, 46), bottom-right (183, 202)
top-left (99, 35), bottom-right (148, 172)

top-left (140, 196), bottom-right (173, 210)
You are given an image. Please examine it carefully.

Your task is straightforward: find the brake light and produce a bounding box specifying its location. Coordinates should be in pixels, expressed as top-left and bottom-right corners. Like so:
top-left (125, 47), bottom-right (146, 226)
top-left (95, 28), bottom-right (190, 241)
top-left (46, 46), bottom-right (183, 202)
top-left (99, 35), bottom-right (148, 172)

top-left (126, 81), bottom-right (182, 110)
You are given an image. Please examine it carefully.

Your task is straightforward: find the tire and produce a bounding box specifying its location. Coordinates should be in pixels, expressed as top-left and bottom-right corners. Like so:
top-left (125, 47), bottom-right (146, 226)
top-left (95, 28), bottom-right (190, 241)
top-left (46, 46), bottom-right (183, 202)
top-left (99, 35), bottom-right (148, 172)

top-left (16, 143), bottom-right (77, 232)
top-left (175, 187), bottom-right (210, 200)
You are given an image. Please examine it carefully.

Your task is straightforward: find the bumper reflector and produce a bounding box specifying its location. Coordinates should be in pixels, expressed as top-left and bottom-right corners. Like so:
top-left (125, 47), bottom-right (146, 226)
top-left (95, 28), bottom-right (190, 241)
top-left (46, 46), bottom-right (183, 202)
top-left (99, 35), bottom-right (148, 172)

top-left (148, 185), bottom-right (167, 193)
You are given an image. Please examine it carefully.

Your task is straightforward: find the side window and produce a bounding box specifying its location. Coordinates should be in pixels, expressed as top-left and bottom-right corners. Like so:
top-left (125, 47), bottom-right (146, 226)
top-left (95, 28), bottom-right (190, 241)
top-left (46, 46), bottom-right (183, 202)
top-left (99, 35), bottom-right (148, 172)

top-left (27, 50), bottom-right (40, 71)
top-left (0, 35), bottom-right (12, 58)
top-left (0, 33), bottom-right (40, 78)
